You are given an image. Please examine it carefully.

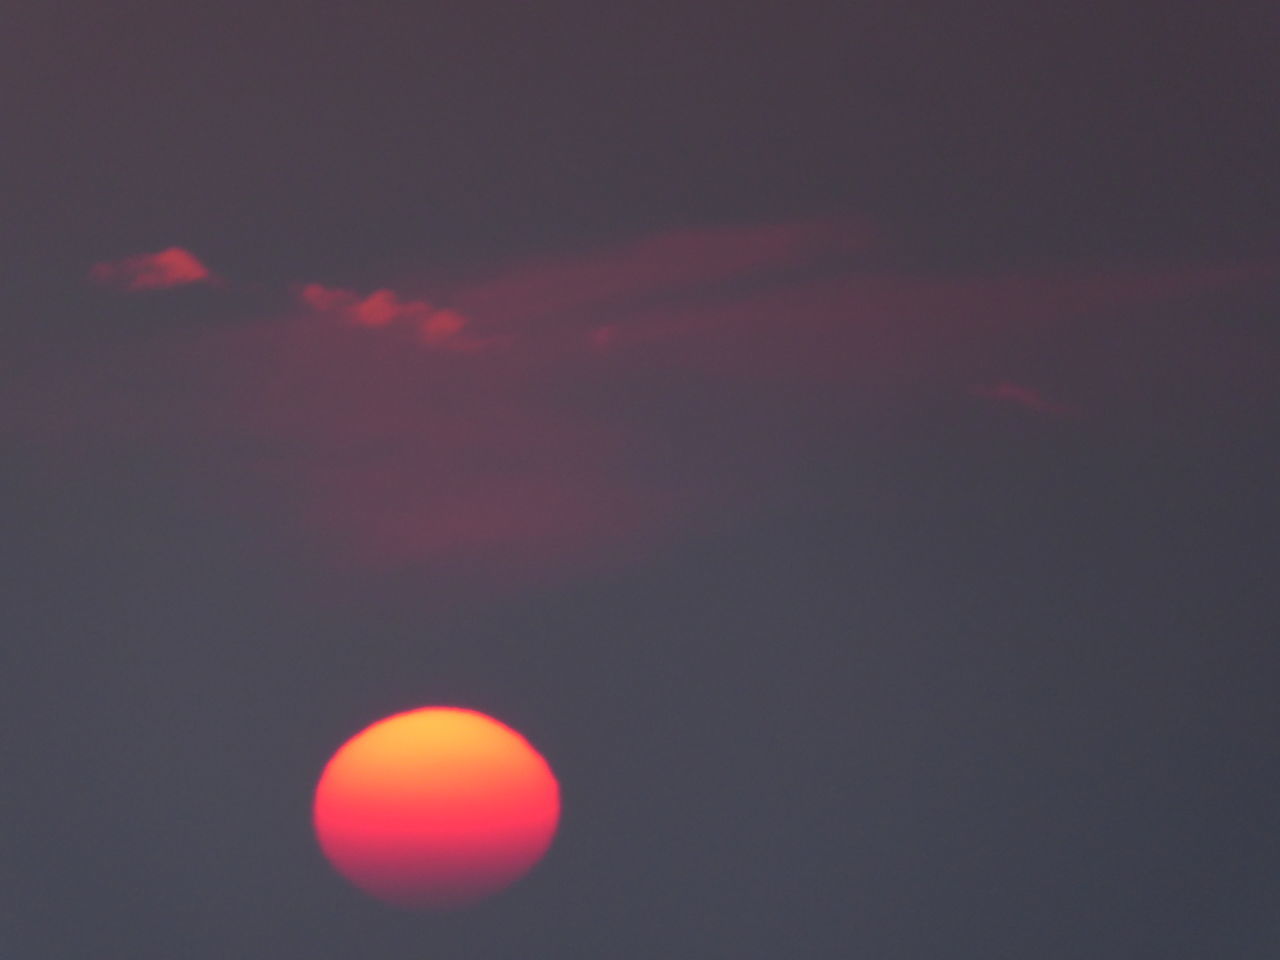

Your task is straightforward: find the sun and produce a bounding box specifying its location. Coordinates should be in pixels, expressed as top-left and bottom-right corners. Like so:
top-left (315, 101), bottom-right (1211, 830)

top-left (313, 707), bottom-right (560, 909)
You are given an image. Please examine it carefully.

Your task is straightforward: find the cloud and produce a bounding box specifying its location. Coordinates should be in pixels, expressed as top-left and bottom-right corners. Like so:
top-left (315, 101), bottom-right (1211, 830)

top-left (972, 382), bottom-right (1079, 417)
top-left (13, 220), bottom-right (1280, 587)
top-left (298, 284), bottom-right (488, 349)
top-left (449, 218), bottom-right (874, 332)
top-left (89, 247), bottom-right (215, 291)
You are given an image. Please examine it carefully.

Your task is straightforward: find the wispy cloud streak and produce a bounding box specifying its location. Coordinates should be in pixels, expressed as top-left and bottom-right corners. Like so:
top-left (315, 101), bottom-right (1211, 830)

top-left (17, 221), bottom-right (1279, 585)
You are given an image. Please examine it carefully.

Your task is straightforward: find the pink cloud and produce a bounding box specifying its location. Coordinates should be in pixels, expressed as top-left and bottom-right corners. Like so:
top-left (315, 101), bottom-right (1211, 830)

top-left (89, 247), bottom-right (214, 291)
top-left (450, 218), bottom-right (875, 330)
top-left (298, 284), bottom-right (488, 350)
top-left (14, 222), bottom-right (1279, 588)
top-left (972, 381), bottom-right (1079, 417)
top-left (299, 284), bottom-right (433, 328)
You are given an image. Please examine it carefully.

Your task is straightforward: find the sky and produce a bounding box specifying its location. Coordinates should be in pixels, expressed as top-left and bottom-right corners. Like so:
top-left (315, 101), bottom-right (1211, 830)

top-left (4, 3), bottom-right (1279, 957)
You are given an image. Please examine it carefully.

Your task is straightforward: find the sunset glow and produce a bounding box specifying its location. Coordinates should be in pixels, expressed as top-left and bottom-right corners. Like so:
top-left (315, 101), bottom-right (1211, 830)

top-left (313, 707), bottom-right (560, 909)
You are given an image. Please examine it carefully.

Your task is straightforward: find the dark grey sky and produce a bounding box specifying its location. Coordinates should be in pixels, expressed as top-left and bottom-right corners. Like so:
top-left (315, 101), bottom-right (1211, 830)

top-left (4, 3), bottom-right (1279, 957)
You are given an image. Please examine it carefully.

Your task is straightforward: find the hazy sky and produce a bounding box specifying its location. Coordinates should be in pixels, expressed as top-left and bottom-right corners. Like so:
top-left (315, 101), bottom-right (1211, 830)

top-left (5, 4), bottom-right (1279, 957)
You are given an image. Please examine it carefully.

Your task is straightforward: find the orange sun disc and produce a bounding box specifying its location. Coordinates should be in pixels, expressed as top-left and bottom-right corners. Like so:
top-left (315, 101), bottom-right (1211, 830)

top-left (313, 707), bottom-right (560, 909)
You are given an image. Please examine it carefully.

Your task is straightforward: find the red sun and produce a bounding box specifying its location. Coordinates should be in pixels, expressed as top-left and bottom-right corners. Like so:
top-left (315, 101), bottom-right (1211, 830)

top-left (313, 707), bottom-right (560, 909)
